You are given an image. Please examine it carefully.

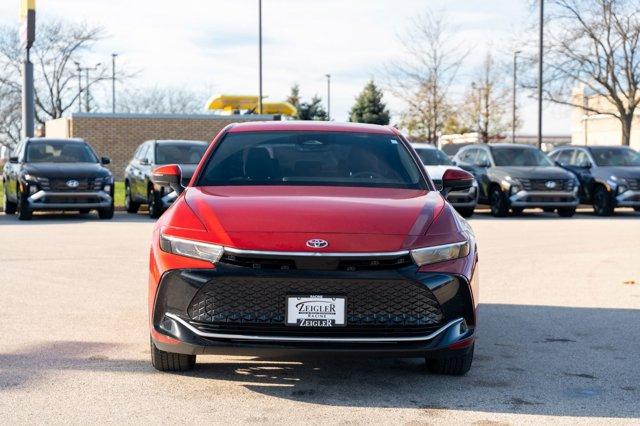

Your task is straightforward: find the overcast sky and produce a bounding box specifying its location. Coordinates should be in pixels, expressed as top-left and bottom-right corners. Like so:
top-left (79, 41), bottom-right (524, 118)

top-left (0, 0), bottom-right (571, 134)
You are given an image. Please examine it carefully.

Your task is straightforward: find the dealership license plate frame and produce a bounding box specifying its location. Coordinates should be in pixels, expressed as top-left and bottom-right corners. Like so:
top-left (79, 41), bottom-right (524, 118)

top-left (286, 295), bottom-right (347, 327)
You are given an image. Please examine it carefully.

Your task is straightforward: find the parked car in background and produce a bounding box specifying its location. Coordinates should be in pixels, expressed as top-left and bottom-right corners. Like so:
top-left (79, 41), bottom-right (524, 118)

top-left (453, 143), bottom-right (580, 217)
top-left (124, 139), bottom-right (207, 218)
top-left (411, 143), bottom-right (478, 217)
top-left (549, 145), bottom-right (640, 215)
top-left (2, 138), bottom-right (114, 220)
top-left (148, 121), bottom-right (478, 375)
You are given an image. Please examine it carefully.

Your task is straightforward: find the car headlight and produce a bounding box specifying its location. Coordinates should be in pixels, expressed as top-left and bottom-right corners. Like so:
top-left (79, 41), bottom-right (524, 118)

top-left (159, 234), bottom-right (224, 263)
top-left (22, 173), bottom-right (38, 182)
top-left (410, 240), bottom-right (470, 266)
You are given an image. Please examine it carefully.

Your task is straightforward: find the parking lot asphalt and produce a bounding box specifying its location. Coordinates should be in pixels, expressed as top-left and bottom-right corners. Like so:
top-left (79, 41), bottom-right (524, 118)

top-left (1, 209), bottom-right (639, 425)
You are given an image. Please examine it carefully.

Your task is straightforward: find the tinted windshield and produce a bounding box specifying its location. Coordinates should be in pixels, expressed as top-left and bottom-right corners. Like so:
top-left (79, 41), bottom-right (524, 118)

top-left (591, 147), bottom-right (640, 167)
top-left (26, 141), bottom-right (98, 163)
top-left (414, 147), bottom-right (452, 166)
top-left (492, 147), bottom-right (554, 167)
top-left (197, 131), bottom-right (425, 189)
top-left (156, 142), bottom-right (207, 165)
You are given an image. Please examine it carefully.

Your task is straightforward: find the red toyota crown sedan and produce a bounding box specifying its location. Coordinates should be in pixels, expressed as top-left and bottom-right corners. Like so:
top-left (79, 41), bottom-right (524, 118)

top-left (148, 121), bottom-right (479, 375)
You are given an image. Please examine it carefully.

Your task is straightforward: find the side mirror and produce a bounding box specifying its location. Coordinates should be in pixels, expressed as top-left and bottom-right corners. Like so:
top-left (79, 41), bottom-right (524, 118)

top-left (151, 164), bottom-right (184, 194)
top-left (101, 156), bottom-right (111, 165)
top-left (139, 158), bottom-right (150, 166)
top-left (9, 156), bottom-right (18, 163)
top-left (441, 168), bottom-right (474, 193)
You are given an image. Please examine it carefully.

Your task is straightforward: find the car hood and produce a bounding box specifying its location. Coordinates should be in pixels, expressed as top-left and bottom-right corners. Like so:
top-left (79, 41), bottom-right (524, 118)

top-left (424, 165), bottom-right (462, 181)
top-left (24, 162), bottom-right (110, 178)
top-left (592, 166), bottom-right (640, 180)
top-left (493, 166), bottom-right (573, 180)
top-left (184, 186), bottom-right (444, 237)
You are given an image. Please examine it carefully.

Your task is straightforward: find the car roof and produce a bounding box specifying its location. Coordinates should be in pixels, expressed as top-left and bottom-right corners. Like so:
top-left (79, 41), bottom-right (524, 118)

top-left (487, 143), bottom-right (537, 149)
top-left (155, 139), bottom-right (207, 145)
top-left (410, 143), bottom-right (437, 150)
top-left (27, 137), bottom-right (85, 143)
top-left (227, 120), bottom-right (396, 135)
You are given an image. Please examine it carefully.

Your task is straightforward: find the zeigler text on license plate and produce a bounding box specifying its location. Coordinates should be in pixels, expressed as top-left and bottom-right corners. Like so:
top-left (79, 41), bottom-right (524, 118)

top-left (286, 295), bottom-right (346, 327)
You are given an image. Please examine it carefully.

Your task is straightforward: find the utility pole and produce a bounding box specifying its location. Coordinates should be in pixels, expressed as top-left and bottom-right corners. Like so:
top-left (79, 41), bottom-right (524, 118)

top-left (512, 50), bottom-right (522, 144)
top-left (76, 63), bottom-right (101, 113)
top-left (20, 0), bottom-right (36, 138)
top-left (538, 0), bottom-right (544, 150)
top-left (111, 53), bottom-right (117, 114)
top-left (325, 74), bottom-right (331, 121)
top-left (258, 0), bottom-right (263, 115)
top-left (74, 62), bottom-right (82, 112)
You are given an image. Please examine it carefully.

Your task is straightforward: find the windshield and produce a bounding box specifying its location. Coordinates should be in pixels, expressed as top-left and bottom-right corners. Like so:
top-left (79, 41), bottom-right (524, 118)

top-left (590, 147), bottom-right (640, 167)
top-left (492, 147), bottom-right (554, 167)
top-left (156, 142), bottom-right (207, 165)
top-left (414, 147), bottom-right (452, 166)
top-left (197, 131), bottom-right (425, 189)
top-left (26, 141), bottom-right (98, 163)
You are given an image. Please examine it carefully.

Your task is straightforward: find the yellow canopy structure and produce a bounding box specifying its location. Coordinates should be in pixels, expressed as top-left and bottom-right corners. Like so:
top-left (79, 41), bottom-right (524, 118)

top-left (205, 95), bottom-right (297, 117)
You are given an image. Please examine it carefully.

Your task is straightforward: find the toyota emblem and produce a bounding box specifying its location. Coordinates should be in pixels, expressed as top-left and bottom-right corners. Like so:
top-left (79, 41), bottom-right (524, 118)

top-left (306, 239), bottom-right (329, 249)
top-left (545, 180), bottom-right (557, 189)
top-left (66, 179), bottom-right (80, 188)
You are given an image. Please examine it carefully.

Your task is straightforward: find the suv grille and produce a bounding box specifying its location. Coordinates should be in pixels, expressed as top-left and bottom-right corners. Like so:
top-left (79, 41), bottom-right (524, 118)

top-left (187, 277), bottom-right (444, 334)
top-left (627, 178), bottom-right (640, 190)
top-left (520, 178), bottom-right (574, 191)
top-left (46, 178), bottom-right (96, 191)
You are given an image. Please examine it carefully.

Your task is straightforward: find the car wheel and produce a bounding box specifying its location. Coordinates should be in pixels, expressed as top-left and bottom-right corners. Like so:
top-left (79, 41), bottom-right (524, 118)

top-left (16, 188), bottom-right (32, 221)
top-left (542, 207), bottom-right (555, 213)
top-left (426, 344), bottom-right (474, 376)
top-left (125, 183), bottom-right (140, 214)
top-left (489, 187), bottom-right (509, 217)
top-left (634, 207), bottom-right (640, 212)
top-left (150, 337), bottom-right (195, 372)
top-left (455, 207), bottom-right (475, 218)
top-left (3, 183), bottom-right (17, 214)
top-left (511, 207), bottom-right (524, 215)
top-left (593, 186), bottom-right (614, 216)
top-left (557, 207), bottom-right (576, 217)
top-left (98, 204), bottom-right (115, 220)
top-left (148, 188), bottom-right (162, 219)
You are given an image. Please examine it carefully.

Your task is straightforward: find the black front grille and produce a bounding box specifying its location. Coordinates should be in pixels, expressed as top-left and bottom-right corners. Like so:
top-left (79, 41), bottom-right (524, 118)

top-left (47, 178), bottom-right (94, 191)
top-left (219, 253), bottom-right (412, 271)
top-left (521, 178), bottom-right (573, 191)
top-left (187, 277), bottom-right (444, 333)
top-left (626, 178), bottom-right (640, 190)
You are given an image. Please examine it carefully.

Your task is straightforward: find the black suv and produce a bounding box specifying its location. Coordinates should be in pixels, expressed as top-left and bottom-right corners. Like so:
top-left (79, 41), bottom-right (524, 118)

top-left (453, 143), bottom-right (580, 217)
top-left (124, 139), bottom-right (207, 218)
top-left (2, 138), bottom-right (114, 220)
top-left (549, 145), bottom-right (640, 215)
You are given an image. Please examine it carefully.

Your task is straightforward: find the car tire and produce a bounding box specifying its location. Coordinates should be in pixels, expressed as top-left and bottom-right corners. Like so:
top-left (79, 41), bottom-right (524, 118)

top-left (511, 207), bottom-right (524, 215)
top-left (3, 184), bottom-right (17, 214)
top-left (125, 182), bottom-right (140, 214)
top-left (148, 188), bottom-right (162, 219)
top-left (16, 188), bottom-right (32, 221)
top-left (557, 207), bottom-right (576, 217)
top-left (150, 337), bottom-right (195, 372)
top-left (98, 204), bottom-right (115, 220)
top-left (490, 187), bottom-right (509, 217)
top-left (635, 207), bottom-right (640, 212)
top-left (456, 207), bottom-right (475, 218)
top-left (593, 186), bottom-right (614, 216)
top-left (542, 207), bottom-right (555, 213)
top-left (426, 344), bottom-right (474, 376)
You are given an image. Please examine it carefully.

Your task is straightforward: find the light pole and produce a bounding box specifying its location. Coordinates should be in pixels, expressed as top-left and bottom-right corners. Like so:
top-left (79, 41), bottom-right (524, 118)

top-left (74, 61), bottom-right (82, 113)
top-left (537, 0), bottom-right (544, 150)
top-left (111, 53), bottom-right (118, 114)
top-left (258, 0), bottom-right (263, 115)
top-left (325, 74), bottom-right (331, 121)
top-left (512, 50), bottom-right (522, 144)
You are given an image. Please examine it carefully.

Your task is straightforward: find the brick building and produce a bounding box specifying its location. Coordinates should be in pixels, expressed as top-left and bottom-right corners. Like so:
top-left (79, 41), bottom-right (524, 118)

top-left (45, 113), bottom-right (275, 178)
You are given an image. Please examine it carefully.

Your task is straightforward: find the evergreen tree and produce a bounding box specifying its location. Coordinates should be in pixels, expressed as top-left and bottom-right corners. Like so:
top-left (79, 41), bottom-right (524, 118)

top-left (298, 95), bottom-right (328, 121)
top-left (349, 80), bottom-right (390, 125)
top-left (286, 84), bottom-right (301, 118)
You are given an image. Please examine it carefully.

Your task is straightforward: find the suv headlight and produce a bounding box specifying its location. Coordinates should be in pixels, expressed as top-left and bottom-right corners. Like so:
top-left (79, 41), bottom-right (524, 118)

top-left (410, 241), bottom-right (470, 266)
top-left (159, 234), bottom-right (224, 263)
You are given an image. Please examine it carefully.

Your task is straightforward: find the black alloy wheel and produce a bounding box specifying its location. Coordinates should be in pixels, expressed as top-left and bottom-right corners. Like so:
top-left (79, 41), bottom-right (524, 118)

top-left (593, 186), bottom-right (614, 216)
top-left (490, 187), bottom-right (509, 217)
top-left (125, 182), bottom-right (140, 214)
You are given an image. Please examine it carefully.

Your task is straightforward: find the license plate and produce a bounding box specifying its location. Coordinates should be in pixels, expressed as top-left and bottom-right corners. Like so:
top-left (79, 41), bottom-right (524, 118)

top-left (286, 295), bottom-right (346, 327)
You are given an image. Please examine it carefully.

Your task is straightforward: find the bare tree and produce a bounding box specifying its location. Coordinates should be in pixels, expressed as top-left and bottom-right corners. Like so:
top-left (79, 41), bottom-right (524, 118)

top-left (119, 86), bottom-right (207, 114)
top-left (0, 20), bottom-right (107, 147)
top-left (386, 10), bottom-right (467, 143)
top-left (462, 52), bottom-right (511, 142)
top-left (543, 0), bottom-right (640, 146)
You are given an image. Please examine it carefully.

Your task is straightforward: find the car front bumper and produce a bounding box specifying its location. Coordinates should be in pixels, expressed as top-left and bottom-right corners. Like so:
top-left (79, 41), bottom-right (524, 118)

top-left (446, 186), bottom-right (478, 208)
top-left (509, 190), bottom-right (579, 208)
top-left (615, 190), bottom-right (640, 207)
top-left (151, 266), bottom-right (477, 357)
top-left (27, 190), bottom-right (113, 210)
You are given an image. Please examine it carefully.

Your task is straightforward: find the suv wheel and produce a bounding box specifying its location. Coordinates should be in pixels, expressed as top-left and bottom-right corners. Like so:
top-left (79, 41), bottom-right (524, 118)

top-left (593, 186), bottom-right (614, 216)
top-left (150, 337), bottom-right (195, 372)
top-left (635, 207), bottom-right (640, 212)
top-left (124, 182), bottom-right (140, 214)
top-left (426, 344), bottom-right (474, 376)
top-left (542, 207), bottom-right (555, 213)
top-left (490, 187), bottom-right (509, 217)
top-left (98, 204), bottom-right (115, 220)
top-left (148, 188), bottom-right (162, 219)
top-left (3, 183), bottom-right (17, 214)
top-left (557, 207), bottom-right (576, 217)
top-left (16, 188), bottom-right (32, 221)
top-left (511, 207), bottom-right (524, 215)
top-left (456, 207), bottom-right (475, 218)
